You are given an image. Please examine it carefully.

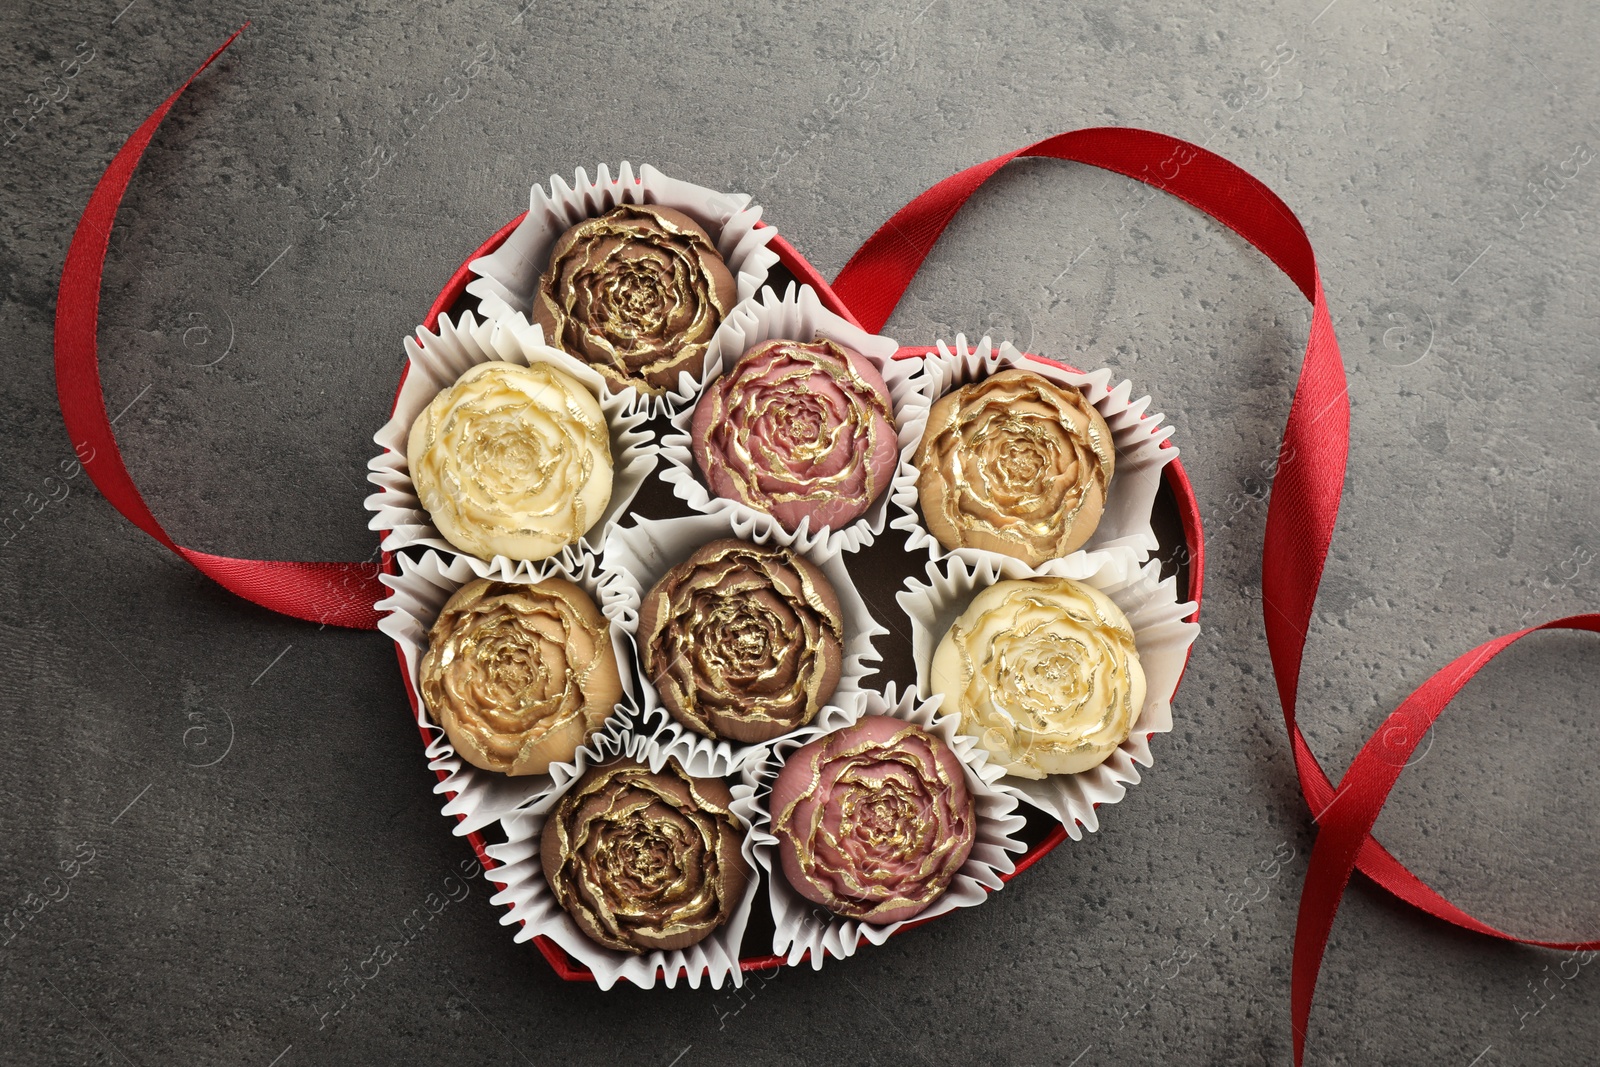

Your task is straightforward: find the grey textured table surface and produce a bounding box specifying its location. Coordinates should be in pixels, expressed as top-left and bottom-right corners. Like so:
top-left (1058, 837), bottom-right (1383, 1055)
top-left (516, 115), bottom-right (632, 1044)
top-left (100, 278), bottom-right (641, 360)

top-left (3, 0), bottom-right (1599, 1064)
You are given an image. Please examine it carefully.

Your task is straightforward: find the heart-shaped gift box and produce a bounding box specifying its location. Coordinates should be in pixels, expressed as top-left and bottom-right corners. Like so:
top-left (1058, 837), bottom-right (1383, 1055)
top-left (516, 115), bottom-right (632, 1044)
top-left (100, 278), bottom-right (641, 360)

top-left (368, 182), bottom-right (1206, 984)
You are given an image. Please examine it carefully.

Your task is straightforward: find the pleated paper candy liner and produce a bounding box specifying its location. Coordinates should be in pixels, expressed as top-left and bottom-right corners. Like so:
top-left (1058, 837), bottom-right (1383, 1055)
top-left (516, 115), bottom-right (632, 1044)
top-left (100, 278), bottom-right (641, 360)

top-left (484, 717), bottom-right (761, 990)
top-left (464, 162), bottom-right (781, 417)
top-left (889, 334), bottom-right (1177, 573)
top-left (364, 308), bottom-right (656, 581)
top-left (597, 510), bottom-right (887, 778)
top-left (375, 547), bottom-right (638, 835)
top-left (896, 551), bottom-right (1199, 838)
top-left (657, 282), bottom-right (927, 556)
top-left (732, 682), bottom-right (1027, 969)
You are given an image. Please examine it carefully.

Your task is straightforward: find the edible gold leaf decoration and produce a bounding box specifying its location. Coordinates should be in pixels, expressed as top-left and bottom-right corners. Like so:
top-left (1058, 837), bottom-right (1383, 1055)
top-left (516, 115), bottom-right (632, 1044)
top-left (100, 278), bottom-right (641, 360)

top-left (534, 204), bottom-right (737, 395)
top-left (770, 716), bottom-right (975, 924)
top-left (407, 361), bottom-right (613, 562)
top-left (541, 759), bottom-right (749, 953)
top-left (915, 369), bottom-right (1114, 565)
top-left (639, 538), bottom-right (844, 745)
top-left (421, 577), bottom-right (621, 776)
top-left (931, 576), bottom-right (1146, 778)
top-left (692, 338), bottom-right (897, 533)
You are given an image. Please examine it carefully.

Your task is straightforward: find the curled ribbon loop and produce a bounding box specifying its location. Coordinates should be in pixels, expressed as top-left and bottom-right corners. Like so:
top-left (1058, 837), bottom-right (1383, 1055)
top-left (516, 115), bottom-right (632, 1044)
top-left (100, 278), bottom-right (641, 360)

top-left (53, 27), bottom-right (384, 630)
top-left (834, 129), bottom-right (1599, 1063)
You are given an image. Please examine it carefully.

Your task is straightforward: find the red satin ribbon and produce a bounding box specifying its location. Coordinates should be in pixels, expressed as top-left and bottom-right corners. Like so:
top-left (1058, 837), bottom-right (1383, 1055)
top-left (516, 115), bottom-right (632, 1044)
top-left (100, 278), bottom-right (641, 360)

top-left (834, 129), bottom-right (1600, 1062)
top-left (53, 27), bottom-right (383, 630)
top-left (56, 37), bottom-right (1598, 1061)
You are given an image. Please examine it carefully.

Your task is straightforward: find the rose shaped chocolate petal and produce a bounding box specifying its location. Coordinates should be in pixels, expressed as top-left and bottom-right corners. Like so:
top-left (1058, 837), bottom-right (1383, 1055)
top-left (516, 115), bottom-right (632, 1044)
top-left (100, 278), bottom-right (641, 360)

top-left (914, 369), bottom-right (1114, 565)
top-left (930, 576), bottom-right (1146, 778)
top-left (540, 758), bottom-right (750, 953)
top-left (690, 339), bottom-right (898, 533)
top-left (534, 204), bottom-right (738, 395)
top-left (420, 577), bottom-right (622, 776)
top-left (638, 538), bottom-right (844, 745)
top-left (407, 361), bottom-right (613, 562)
top-left (769, 715), bottom-right (976, 924)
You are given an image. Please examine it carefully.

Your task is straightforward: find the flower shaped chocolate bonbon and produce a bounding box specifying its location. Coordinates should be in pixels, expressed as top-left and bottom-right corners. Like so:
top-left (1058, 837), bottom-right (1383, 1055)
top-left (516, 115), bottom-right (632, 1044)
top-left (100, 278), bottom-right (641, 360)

top-left (420, 577), bottom-right (622, 776)
top-left (930, 576), bottom-right (1146, 778)
top-left (768, 715), bottom-right (976, 924)
top-left (407, 360), bottom-right (613, 563)
top-left (534, 204), bottom-right (737, 395)
top-left (915, 369), bottom-right (1114, 565)
top-left (540, 758), bottom-right (750, 954)
top-left (690, 338), bottom-right (898, 534)
top-left (638, 538), bottom-right (845, 745)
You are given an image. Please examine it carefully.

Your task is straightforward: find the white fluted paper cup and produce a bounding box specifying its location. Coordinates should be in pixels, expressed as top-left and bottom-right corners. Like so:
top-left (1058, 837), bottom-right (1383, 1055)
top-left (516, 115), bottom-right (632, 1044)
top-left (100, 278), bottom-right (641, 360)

top-left (897, 551), bottom-right (1199, 838)
top-left (890, 334), bottom-right (1177, 575)
top-left (598, 510), bottom-right (886, 778)
top-left (658, 283), bottom-right (925, 556)
top-left (732, 682), bottom-right (1027, 969)
top-left (465, 162), bottom-right (780, 417)
top-left (375, 548), bottom-right (639, 835)
top-left (365, 308), bottom-right (656, 580)
top-left (485, 721), bottom-right (760, 990)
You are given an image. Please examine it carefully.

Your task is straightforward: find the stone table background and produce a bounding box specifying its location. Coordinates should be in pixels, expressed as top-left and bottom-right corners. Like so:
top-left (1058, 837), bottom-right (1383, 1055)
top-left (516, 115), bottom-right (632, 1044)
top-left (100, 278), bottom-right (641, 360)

top-left (2, 0), bottom-right (1597, 1064)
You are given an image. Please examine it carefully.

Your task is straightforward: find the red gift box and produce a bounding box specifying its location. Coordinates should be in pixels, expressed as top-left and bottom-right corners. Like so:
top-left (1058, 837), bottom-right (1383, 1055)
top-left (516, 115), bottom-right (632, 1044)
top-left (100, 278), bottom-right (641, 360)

top-left (388, 213), bottom-right (1208, 983)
